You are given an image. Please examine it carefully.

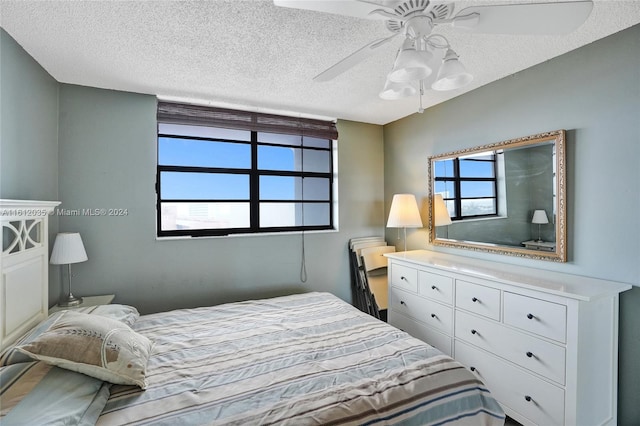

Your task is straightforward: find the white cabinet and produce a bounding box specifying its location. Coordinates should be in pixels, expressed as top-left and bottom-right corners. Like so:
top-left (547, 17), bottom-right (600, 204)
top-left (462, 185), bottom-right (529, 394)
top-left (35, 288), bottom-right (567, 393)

top-left (386, 250), bottom-right (631, 426)
top-left (389, 262), bottom-right (454, 356)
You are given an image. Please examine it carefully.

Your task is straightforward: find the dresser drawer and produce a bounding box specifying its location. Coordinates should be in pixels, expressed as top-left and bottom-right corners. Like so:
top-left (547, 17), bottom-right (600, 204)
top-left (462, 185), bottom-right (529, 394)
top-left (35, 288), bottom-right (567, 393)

top-left (390, 287), bottom-right (453, 334)
top-left (390, 311), bottom-right (452, 356)
top-left (418, 270), bottom-right (453, 304)
top-left (503, 292), bottom-right (567, 343)
top-left (455, 310), bottom-right (566, 384)
top-left (455, 280), bottom-right (501, 320)
top-left (390, 263), bottom-right (418, 293)
top-left (455, 340), bottom-right (565, 426)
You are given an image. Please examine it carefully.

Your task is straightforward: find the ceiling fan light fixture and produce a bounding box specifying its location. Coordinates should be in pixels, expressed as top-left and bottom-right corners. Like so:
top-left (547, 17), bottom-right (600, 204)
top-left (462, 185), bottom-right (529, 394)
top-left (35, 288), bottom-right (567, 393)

top-left (379, 78), bottom-right (417, 100)
top-left (432, 48), bottom-right (473, 91)
top-left (388, 48), bottom-right (433, 83)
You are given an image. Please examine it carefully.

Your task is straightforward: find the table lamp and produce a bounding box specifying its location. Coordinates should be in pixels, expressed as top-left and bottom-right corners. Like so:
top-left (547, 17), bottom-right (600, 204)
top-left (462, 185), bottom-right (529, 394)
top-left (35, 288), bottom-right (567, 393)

top-left (433, 194), bottom-right (452, 226)
top-left (50, 232), bottom-right (88, 307)
top-left (531, 209), bottom-right (549, 242)
top-left (387, 194), bottom-right (423, 252)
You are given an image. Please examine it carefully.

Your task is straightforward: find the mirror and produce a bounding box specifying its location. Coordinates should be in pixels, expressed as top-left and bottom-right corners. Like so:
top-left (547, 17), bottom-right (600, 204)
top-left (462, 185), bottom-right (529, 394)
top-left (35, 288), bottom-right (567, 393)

top-left (428, 130), bottom-right (566, 262)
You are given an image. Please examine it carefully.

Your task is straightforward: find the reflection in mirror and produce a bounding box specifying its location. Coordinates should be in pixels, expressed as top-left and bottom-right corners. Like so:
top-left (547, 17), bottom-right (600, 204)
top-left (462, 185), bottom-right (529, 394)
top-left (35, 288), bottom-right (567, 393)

top-left (428, 130), bottom-right (566, 262)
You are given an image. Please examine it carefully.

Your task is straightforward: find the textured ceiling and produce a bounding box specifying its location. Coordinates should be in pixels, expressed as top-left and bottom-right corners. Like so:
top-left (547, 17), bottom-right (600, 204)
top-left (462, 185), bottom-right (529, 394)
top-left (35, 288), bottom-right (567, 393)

top-left (1, 0), bottom-right (638, 125)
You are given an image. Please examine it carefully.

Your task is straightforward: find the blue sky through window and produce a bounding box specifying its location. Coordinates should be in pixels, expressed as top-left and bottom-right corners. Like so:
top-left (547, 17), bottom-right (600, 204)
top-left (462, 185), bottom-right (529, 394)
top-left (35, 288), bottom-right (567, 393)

top-left (161, 172), bottom-right (249, 199)
top-left (159, 137), bottom-right (250, 168)
top-left (434, 156), bottom-right (495, 198)
top-left (159, 137), bottom-right (297, 199)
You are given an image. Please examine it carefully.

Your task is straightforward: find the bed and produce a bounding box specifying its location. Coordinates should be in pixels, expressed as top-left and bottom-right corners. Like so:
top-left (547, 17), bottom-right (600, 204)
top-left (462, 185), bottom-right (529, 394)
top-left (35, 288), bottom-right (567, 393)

top-left (0, 200), bottom-right (505, 425)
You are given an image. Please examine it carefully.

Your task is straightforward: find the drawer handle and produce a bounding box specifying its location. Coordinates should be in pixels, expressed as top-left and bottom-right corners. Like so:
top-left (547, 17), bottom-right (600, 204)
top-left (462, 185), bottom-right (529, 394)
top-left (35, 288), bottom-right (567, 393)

top-left (471, 329), bottom-right (477, 335)
top-left (400, 300), bottom-right (406, 306)
top-left (526, 351), bottom-right (534, 358)
top-left (430, 313), bottom-right (437, 319)
top-left (524, 395), bottom-right (532, 402)
top-left (431, 285), bottom-right (437, 290)
top-left (527, 313), bottom-right (535, 320)
top-left (472, 297), bottom-right (479, 303)
top-left (470, 366), bottom-right (476, 372)
top-left (401, 276), bottom-right (408, 281)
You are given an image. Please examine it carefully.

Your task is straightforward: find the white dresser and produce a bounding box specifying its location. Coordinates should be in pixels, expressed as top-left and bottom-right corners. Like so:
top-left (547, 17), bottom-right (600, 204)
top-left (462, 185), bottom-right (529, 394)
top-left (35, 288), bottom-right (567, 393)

top-left (385, 250), bottom-right (631, 426)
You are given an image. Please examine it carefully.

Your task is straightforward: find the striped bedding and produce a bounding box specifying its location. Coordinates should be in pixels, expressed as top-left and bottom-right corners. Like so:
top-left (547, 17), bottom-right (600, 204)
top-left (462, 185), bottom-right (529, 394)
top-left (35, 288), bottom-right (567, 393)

top-left (98, 292), bottom-right (504, 425)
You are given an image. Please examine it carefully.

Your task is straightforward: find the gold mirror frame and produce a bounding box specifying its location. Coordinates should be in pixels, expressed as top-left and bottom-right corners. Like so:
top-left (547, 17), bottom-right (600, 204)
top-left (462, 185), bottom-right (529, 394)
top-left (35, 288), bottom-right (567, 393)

top-left (428, 130), bottom-right (567, 262)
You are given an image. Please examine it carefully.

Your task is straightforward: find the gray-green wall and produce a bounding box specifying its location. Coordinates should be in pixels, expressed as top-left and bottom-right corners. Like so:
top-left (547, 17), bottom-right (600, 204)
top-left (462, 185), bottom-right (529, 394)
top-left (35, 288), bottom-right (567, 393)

top-left (56, 84), bottom-right (385, 314)
top-left (384, 25), bottom-right (639, 424)
top-left (1, 27), bottom-right (386, 315)
top-left (0, 29), bottom-right (60, 301)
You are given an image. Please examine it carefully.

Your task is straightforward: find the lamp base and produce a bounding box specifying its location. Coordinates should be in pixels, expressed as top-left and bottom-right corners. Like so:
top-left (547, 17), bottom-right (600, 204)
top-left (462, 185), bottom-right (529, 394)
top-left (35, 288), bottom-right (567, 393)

top-left (58, 294), bottom-right (83, 307)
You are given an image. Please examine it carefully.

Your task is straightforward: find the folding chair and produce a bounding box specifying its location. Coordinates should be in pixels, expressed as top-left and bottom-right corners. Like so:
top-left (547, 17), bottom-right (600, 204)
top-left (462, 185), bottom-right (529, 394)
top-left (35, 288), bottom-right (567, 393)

top-left (348, 237), bottom-right (385, 313)
top-left (360, 245), bottom-right (396, 321)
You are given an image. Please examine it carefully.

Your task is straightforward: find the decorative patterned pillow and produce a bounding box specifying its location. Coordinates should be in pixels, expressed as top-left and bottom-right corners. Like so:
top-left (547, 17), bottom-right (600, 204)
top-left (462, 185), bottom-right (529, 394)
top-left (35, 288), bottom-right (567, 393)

top-left (0, 304), bottom-right (140, 366)
top-left (14, 311), bottom-right (153, 388)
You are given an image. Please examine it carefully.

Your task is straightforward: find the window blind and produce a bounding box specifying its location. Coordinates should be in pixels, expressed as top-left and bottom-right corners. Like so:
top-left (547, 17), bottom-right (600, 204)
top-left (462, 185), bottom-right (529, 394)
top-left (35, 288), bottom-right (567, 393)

top-left (157, 101), bottom-right (338, 140)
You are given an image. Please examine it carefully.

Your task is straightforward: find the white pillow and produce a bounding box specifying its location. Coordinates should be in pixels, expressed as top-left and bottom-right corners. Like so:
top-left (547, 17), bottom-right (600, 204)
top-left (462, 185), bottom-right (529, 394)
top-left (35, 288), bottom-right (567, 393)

top-left (15, 311), bottom-right (153, 388)
top-left (0, 304), bottom-right (140, 366)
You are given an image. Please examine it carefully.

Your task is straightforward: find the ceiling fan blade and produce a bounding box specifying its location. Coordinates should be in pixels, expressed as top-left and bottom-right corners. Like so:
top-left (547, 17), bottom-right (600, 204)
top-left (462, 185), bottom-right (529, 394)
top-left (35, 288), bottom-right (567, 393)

top-left (273, 0), bottom-right (394, 20)
top-left (452, 1), bottom-right (593, 35)
top-left (313, 33), bottom-right (400, 82)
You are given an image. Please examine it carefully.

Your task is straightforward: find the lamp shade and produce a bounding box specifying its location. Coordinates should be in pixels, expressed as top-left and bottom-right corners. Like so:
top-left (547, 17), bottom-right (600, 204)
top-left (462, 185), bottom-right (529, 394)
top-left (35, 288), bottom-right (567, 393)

top-left (388, 48), bottom-right (433, 83)
top-left (379, 78), bottom-right (417, 100)
top-left (50, 233), bottom-right (88, 265)
top-left (387, 194), bottom-right (423, 228)
top-left (531, 209), bottom-right (549, 224)
top-left (433, 194), bottom-right (452, 226)
top-left (432, 49), bottom-right (473, 91)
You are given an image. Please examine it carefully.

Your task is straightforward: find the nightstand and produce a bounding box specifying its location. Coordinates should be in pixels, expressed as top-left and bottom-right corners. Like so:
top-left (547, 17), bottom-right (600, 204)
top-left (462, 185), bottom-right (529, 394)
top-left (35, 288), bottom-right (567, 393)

top-left (49, 294), bottom-right (115, 314)
top-left (522, 240), bottom-right (556, 251)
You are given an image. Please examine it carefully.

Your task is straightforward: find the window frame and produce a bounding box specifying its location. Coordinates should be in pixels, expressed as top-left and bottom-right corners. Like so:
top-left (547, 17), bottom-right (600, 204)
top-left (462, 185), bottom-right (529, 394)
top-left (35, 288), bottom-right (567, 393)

top-left (434, 153), bottom-right (498, 221)
top-left (156, 115), bottom-right (336, 238)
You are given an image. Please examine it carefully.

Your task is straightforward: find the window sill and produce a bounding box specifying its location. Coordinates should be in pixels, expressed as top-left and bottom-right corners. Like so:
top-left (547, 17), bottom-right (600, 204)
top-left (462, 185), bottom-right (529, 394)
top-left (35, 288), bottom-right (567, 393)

top-left (155, 228), bottom-right (339, 241)
top-left (454, 215), bottom-right (508, 224)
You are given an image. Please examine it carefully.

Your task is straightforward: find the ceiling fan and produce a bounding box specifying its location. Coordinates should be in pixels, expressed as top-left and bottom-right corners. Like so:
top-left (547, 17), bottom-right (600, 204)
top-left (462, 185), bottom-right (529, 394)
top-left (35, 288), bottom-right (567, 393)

top-left (274, 0), bottom-right (593, 111)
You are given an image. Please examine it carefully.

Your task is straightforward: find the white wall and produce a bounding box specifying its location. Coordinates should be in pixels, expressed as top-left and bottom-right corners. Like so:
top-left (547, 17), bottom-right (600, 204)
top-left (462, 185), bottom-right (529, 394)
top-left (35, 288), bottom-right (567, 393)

top-left (383, 25), bottom-right (640, 424)
top-left (56, 83), bottom-right (385, 314)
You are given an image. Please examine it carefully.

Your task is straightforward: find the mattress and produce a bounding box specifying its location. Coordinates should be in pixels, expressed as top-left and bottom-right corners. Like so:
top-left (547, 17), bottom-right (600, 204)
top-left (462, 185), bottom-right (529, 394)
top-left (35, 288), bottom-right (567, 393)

top-left (97, 292), bottom-right (504, 425)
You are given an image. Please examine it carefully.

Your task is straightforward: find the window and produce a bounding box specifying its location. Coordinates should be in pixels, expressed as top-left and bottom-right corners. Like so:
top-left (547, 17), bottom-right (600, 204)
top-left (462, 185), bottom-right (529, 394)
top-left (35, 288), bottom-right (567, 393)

top-left (434, 152), bottom-right (498, 220)
top-left (156, 102), bottom-right (337, 237)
